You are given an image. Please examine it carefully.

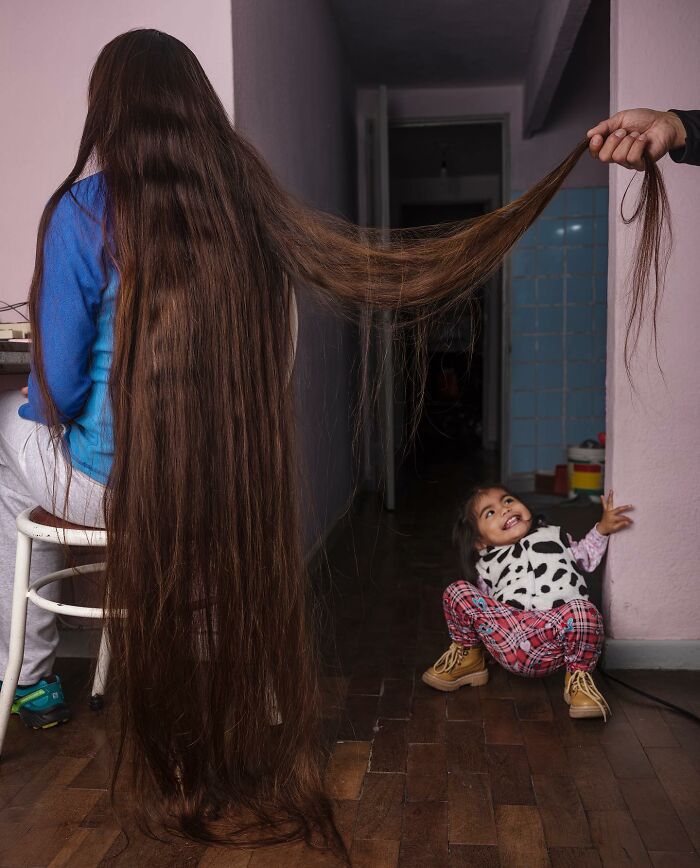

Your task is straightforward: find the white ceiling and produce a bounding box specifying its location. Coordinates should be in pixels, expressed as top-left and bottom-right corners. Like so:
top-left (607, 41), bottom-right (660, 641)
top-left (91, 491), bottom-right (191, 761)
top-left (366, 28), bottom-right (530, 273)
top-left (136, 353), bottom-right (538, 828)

top-left (328, 0), bottom-right (548, 88)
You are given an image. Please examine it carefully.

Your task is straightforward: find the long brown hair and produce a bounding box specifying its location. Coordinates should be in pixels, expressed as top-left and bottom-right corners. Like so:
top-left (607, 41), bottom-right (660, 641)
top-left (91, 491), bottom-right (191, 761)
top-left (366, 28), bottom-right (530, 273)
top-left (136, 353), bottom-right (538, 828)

top-left (27, 29), bottom-right (669, 853)
top-left (620, 156), bottom-right (672, 372)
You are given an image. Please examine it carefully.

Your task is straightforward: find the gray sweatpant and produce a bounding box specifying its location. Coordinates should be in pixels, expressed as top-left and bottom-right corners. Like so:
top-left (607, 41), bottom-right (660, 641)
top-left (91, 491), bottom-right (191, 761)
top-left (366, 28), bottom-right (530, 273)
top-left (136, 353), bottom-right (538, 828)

top-left (0, 391), bottom-right (105, 685)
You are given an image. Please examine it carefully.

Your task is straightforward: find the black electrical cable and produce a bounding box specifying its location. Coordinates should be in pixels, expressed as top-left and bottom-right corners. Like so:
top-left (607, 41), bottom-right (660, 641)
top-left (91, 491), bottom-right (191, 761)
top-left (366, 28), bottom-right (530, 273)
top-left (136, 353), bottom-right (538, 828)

top-left (535, 506), bottom-right (699, 727)
top-left (0, 300), bottom-right (29, 321)
top-left (599, 665), bottom-right (700, 724)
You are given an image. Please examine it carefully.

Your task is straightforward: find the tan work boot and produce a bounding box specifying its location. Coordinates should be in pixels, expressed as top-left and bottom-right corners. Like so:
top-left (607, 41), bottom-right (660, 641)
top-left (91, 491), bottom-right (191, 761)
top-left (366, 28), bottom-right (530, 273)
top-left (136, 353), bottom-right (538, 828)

top-left (421, 643), bottom-right (488, 692)
top-left (564, 670), bottom-right (611, 721)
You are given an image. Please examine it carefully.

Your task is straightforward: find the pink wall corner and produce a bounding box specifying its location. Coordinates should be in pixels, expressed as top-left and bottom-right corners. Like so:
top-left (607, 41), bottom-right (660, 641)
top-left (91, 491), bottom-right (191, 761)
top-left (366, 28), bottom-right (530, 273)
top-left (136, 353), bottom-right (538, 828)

top-left (231, 0), bottom-right (354, 213)
top-left (605, 0), bottom-right (700, 641)
top-left (0, 0), bottom-right (234, 312)
top-left (231, 0), bottom-right (357, 549)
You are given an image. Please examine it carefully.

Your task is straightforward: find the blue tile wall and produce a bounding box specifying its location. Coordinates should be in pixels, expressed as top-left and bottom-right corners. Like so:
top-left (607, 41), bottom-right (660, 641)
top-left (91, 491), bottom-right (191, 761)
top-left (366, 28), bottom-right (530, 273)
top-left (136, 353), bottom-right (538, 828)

top-left (508, 186), bottom-right (608, 478)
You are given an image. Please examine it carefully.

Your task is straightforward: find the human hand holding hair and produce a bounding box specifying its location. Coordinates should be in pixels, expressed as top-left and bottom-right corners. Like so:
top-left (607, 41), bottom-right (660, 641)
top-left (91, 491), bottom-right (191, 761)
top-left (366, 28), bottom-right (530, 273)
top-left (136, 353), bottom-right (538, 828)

top-left (596, 490), bottom-right (634, 536)
top-left (587, 108), bottom-right (686, 169)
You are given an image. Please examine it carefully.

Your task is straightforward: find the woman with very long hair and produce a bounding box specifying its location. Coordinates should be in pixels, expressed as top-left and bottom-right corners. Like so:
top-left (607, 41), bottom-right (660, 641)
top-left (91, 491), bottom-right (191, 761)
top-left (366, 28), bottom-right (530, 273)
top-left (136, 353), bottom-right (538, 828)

top-left (0, 28), bottom-right (669, 853)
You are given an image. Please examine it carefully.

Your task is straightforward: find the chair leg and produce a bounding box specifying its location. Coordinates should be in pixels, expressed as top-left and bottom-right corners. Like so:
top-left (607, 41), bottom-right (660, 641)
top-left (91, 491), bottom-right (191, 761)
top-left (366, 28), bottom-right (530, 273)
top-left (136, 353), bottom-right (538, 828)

top-left (0, 532), bottom-right (32, 756)
top-left (89, 627), bottom-right (110, 711)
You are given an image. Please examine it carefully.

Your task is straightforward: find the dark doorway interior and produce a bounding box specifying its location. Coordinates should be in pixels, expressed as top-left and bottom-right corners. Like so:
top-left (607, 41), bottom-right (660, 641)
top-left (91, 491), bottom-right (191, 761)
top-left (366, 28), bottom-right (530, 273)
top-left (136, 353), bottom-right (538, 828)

top-left (400, 201), bottom-right (487, 464)
top-left (388, 122), bottom-right (504, 478)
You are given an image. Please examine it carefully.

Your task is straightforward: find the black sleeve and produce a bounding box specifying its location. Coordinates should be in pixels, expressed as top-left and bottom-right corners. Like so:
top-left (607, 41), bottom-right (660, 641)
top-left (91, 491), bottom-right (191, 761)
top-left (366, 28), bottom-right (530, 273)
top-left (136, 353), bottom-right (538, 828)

top-left (669, 109), bottom-right (700, 166)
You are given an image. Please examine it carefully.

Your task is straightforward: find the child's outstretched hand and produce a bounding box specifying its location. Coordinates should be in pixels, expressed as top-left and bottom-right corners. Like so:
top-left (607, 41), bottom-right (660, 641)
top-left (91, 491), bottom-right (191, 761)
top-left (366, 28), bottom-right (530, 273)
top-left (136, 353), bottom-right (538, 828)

top-left (597, 490), bottom-right (633, 536)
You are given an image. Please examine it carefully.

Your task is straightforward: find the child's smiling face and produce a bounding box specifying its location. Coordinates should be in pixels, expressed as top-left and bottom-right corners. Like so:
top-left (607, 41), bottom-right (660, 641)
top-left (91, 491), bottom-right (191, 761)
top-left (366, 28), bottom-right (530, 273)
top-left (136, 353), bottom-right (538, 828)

top-left (474, 488), bottom-right (532, 548)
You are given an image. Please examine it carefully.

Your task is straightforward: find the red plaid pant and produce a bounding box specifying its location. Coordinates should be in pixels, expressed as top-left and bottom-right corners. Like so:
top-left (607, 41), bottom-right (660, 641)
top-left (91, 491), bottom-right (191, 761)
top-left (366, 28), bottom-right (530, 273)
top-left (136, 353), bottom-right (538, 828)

top-left (442, 582), bottom-right (604, 677)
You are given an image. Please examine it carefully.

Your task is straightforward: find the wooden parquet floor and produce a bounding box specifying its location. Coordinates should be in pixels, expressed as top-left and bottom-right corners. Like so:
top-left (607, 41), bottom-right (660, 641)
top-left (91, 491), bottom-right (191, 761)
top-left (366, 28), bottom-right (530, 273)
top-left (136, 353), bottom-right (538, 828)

top-left (0, 461), bottom-right (698, 866)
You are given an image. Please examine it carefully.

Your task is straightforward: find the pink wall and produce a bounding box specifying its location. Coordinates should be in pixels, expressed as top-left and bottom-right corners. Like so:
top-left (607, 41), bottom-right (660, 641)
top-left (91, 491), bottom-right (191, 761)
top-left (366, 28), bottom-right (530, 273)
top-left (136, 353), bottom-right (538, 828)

top-left (0, 1), bottom-right (234, 311)
top-left (605, 0), bottom-right (700, 641)
top-left (231, 0), bottom-right (357, 549)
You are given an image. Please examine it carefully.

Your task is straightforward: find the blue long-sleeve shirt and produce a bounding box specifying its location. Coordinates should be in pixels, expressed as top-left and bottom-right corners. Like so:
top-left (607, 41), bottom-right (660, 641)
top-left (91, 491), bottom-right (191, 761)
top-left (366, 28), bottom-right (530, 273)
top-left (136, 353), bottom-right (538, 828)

top-left (19, 173), bottom-right (116, 485)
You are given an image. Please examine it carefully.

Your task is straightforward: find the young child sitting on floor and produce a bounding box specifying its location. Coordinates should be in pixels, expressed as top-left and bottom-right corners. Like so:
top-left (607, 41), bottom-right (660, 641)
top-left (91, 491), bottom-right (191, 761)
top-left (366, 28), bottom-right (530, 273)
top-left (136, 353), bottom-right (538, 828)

top-left (422, 485), bottom-right (633, 719)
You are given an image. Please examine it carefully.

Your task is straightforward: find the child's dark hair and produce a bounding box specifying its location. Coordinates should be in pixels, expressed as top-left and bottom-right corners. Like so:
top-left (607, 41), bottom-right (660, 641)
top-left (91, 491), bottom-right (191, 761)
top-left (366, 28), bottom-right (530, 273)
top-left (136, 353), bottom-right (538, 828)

top-left (453, 483), bottom-right (541, 582)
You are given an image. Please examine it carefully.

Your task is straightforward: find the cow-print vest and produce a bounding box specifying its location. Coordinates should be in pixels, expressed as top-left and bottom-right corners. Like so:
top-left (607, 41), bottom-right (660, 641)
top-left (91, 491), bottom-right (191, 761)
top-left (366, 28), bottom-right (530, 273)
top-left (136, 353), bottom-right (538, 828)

top-left (476, 525), bottom-right (589, 611)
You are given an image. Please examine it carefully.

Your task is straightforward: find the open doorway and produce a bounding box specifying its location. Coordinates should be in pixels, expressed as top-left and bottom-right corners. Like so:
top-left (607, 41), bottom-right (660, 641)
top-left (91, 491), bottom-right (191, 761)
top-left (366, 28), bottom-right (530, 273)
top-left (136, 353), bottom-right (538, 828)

top-left (388, 121), bottom-right (506, 480)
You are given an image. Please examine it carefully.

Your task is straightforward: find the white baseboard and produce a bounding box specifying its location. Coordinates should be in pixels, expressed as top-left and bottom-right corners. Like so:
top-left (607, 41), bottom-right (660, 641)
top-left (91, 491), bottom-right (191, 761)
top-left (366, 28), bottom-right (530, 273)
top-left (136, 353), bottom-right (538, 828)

top-left (59, 626), bottom-right (700, 673)
top-left (603, 639), bottom-right (700, 670)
